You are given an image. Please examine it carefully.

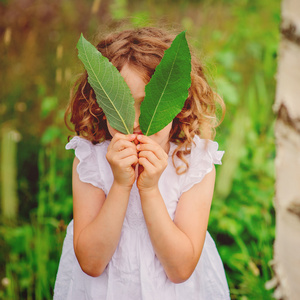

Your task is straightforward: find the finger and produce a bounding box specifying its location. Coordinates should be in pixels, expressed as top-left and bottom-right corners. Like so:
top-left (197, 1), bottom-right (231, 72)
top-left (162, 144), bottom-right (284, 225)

top-left (116, 147), bottom-right (138, 160)
top-left (112, 138), bottom-right (137, 152)
top-left (139, 151), bottom-right (168, 172)
top-left (137, 143), bottom-right (168, 161)
top-left (114, 133), bottom-right (136, 142)
top-left (108, 133), bottom-right (126, 149)
top-left (136, 134), bottom-right (156, 145)
top-left (111, 153), bottom-right (138, 169)
top-left (106, 143), bottom-right (137, 165)
top-left (108, 133), bottom-right (136, 150)
top-left (138, 156), bottom-right (156, 174)
top-left (138, 150), bottom-right (160, 167)
top-left (122, 154), bottom-right (139, 167)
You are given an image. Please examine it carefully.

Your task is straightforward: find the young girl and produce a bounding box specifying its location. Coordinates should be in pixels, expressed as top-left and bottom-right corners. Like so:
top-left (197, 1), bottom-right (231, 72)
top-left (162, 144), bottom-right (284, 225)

top-left (54, 27), bottom-right (230, 299)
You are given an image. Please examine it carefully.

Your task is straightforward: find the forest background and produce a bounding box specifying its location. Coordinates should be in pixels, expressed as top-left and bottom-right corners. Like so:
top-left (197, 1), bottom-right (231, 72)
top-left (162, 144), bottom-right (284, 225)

top-left (0, 0), bottom-right (280, 299)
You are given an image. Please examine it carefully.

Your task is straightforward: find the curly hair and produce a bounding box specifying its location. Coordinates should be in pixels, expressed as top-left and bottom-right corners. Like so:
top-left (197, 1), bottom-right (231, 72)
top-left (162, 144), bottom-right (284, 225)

top-left (65, 27), bottom-right (225, 174)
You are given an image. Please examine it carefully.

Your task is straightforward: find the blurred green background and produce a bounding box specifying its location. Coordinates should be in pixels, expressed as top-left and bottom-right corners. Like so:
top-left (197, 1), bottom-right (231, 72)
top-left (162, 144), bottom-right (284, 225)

top-left (0, 0), bottom-right (279, 299)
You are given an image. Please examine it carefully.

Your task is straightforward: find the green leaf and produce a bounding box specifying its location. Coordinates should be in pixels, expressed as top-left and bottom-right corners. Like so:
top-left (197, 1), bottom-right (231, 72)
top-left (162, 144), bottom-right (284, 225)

top-left (139, 31), bottom-right (191, 136)
top-left (77, 34), bottom-right (135, 134)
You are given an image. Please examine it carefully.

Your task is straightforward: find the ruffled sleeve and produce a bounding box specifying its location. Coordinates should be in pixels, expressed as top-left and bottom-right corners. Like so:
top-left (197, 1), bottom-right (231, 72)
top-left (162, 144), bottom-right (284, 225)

top-left (180, 135), bottom-right (224, 193)
top-left (66, 136), bottom-right (110, 194)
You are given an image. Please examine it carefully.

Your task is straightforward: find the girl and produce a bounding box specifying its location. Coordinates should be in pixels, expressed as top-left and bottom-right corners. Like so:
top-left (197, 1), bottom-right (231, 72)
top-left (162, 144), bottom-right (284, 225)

top-left (54, 27), bottom-right (230, 299)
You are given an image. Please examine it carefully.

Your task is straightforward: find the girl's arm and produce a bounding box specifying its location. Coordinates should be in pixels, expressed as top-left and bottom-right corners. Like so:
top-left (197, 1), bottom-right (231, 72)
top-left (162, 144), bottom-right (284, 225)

top-left (137, 135), bottom-right (215, 283)
top-left (73, 133), bottom-right (138, 277)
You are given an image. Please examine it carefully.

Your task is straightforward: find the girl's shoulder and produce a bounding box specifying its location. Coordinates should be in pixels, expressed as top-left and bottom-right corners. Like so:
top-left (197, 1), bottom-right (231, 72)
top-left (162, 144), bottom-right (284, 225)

top-left (66, 136), bottom-right (109, 153)
top-left (65, 136), bottom-right (111, 194)
top-left (189, 135), bottom-right (224, 165)
top-left (175, 135), bottom-right (224, 193)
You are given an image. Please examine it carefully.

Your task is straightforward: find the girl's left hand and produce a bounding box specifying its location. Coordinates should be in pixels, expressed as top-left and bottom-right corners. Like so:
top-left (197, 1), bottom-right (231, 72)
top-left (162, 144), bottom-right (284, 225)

top-left (136, 135), bottom-right (168, 192)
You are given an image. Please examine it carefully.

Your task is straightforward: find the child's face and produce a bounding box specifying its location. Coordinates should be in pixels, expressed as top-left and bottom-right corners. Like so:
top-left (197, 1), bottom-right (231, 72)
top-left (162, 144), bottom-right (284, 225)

top-left (106, 64), bottom-right (172, 153)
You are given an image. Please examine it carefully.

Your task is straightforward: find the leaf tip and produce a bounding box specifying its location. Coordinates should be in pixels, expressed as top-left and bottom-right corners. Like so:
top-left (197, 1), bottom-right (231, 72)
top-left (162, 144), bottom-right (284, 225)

top-left (79, 33), bottom-right (85, 41)
top-left (77, 33), bottom-right (84, 49)
top-left (178, 30), bottom-right (187, 38)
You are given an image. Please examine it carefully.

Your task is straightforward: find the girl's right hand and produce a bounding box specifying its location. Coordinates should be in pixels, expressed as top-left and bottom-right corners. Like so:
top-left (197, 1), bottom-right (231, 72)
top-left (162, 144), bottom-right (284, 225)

top-left (106, 133), bottom-right (138, 189)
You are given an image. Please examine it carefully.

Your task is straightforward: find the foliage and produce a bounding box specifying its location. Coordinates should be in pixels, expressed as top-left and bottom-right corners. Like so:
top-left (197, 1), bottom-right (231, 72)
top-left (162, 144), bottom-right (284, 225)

top-left (78, 31), bottom-right (191, 136)
top-left (0, 0), bottom-right (279, 299)
top-left (77, 34), bottom-right (136, 135)
top-left (140, 31), bottom-right (191, 136)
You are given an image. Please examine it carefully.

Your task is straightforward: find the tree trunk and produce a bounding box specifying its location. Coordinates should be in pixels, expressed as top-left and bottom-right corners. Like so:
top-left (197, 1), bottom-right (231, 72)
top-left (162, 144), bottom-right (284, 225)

top-left (273, 0), bottom-right (300, 299)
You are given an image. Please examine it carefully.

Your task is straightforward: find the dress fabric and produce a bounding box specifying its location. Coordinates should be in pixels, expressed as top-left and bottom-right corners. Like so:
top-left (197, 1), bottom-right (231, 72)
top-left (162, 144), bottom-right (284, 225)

top-left (54, 136), bottom-right (230, 300)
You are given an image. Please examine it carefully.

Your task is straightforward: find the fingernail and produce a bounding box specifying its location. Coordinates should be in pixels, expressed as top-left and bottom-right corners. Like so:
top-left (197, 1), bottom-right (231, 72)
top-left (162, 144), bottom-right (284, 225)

top-left (137, 144), bottom-right (141, 150)
top-left (137, 135), bottom-right (143, 140)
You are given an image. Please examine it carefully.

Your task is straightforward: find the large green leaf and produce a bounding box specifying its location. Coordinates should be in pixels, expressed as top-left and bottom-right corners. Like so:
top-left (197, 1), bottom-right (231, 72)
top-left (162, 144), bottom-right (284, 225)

top-left (139, 31), bottom-right (191, 136)
top-left (77, 34), bottom-right (135, 134)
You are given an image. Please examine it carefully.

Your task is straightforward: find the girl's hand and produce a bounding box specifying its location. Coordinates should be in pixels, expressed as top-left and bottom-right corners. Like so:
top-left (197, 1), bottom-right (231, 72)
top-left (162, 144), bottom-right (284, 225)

top-left (106, 133), bottom-right (138, 189)
top-left (136, 135), bottom-right (168, 192)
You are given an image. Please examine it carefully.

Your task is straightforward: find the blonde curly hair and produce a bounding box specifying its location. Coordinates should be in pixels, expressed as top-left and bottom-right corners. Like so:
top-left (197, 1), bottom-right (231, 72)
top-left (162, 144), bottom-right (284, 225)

top-left (65, 27), bottom-right (225, 174)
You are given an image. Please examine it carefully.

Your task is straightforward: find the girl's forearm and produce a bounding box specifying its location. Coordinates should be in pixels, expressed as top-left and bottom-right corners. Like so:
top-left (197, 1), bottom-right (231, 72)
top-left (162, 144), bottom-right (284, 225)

top-left (140, 188), bottom-right (201, 283)
top-left (75, 182), bottom-right (131, 277)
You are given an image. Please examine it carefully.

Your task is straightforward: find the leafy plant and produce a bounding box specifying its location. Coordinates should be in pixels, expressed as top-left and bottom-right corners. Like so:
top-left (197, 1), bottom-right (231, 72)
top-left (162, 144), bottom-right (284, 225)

top-left (140, 31), bottom-right (191, 135)
top-left (77, 32), bottom-right (191, 136)
top-left (77, 34), bottom-right (136, 134)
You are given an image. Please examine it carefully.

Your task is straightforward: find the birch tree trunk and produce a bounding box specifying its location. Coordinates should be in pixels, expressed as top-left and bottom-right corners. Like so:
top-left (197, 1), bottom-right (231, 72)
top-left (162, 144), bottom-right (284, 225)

top-left (273, 0), bottom-right (300, 299)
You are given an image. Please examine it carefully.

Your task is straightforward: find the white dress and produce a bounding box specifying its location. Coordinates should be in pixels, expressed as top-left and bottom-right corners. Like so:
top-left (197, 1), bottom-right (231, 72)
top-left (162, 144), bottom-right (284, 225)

top-left (54, 135), bottom-right (230, 300)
